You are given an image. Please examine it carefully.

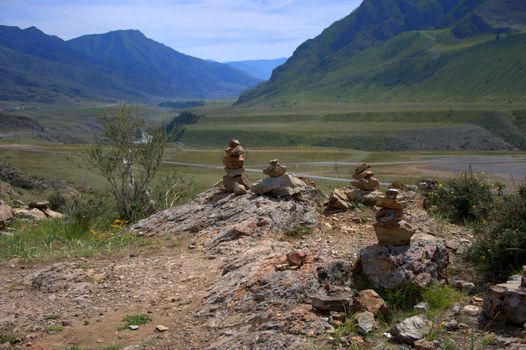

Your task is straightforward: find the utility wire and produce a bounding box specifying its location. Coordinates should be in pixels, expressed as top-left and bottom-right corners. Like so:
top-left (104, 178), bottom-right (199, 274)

top-left (21, 0), bottom-right (111, 32)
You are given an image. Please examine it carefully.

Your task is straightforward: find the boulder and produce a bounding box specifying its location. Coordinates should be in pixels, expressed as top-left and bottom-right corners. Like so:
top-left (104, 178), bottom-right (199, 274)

top-left (251, 173), bottom-right (308, 197)
top-left (360, 233), bottom-right (449, 289)
top-left (353, 289), bottom-right (390, 320)
top-left (373, 219), bottom-right (414, 246)
top-left (391, 315), bottom-right (430, 344)
top-left (327, 188), bottom-right (350, 209)
top-left (355, 311), bottom-right (376, 334)
top-left (12, 208), bottom-right (46, 221)
top-left (311, 290), bottom-right (353, 312)
top-left (29, 201), bottom-right (49, 210)
top-left (483, 274), bottom-right (526, 325)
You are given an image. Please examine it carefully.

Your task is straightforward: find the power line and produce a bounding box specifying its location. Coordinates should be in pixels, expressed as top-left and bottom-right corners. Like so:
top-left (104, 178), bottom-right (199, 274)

top-left (21, 0), bottom-right (111, 32)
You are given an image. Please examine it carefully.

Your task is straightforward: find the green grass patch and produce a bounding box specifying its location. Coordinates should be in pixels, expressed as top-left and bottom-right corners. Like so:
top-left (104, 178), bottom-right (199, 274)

top-left (121, 314), bottom-right (152, 329)
top-left (0, 219), bottom-right (151, 262)
top-left (422, 284), bottom-right (464, 317)
top-left (45, 325), bottom-right (64, 332)
top-left (101, 345), bottom-right (120, 350)
top-left (0, 332), bottom-right (17, 344)
top-left (283, 226), bottom-right (314, 239)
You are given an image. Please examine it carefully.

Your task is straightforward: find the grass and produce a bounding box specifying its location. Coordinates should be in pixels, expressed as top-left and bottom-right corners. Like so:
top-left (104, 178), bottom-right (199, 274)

top-left (121, 314), bottom-right (152, 329)
top-left (101, 345), bottom-right (120, 350)
top-left (283, 226), bottom-right (314, 239)
top-left (0, 332), bottom-right (17, 344)
top-left (45, 325), bottom-right (64, 332)
top-left (0, 219), bottom-right (152, 262)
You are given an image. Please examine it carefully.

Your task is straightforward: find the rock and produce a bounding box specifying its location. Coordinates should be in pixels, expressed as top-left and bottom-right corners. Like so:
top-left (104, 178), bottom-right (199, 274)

top-left (263, 159), bottom-right (287, 177)
top-left (461, 305), bottom-right (481, 317)
top-left (451, 278), bottom-right (476, 294)
top-left (376, 198), bottom-right (404, 210)
top-left (484, 274), bottom-right (526, 325)
top-left (355, 311), bottom-right (376, 334)
top-left (385, 189), bottom-right (400, 199)
top-left (12, 208), bottom-right (46, 221)
top-left (353, 289), bottom-right (390, 320)
top-left (347, 189), bottom-right (382, 207)
top-left (351, 178), bottom-right (379, 191)
top-left (224, 167), bottom-right (245, 177)
top-left (29, 201), bottom-right (49, 210)
top-left (32, 262), bottom-right (103, 293)
top-left (444, 319), bottom-right (459, 331)
top-left (129, 325), bottom-right (139, 330)
top-left (130, 187), bottom-right (319, 237)
top-left (354, 163), bottom-right (371, 174)
top-left (414, 339), bottom-right (442, 350)
top-left (391, 315), bottom-right (430, 344)
top-left (286, 251), bottom-right (306, 267)
top-left (222, 175), bottom-right (251, 193)
top-left (522, 266), bottom-right (526, 288)
top-left (373, 219), bottom-right (414, 246)
top-left (251, 173), bottom-right (308, 197)
top-left (327, 188), bottom-right (350, 210)
top-left (376, 208), bottom-right (404, 221)
top-left (311, 290), bottom-right (353, 313)
top-left (0, 202), bottom-right (13, 228)
top-left (223, 155), bottom-right (245, 169)
top-left (352, 170), bottom-right (375, 180)
top-left (360, 233), bottom-right (449, 289)
top-left (210, 221), bottom-right (256, 247)
top-left (156, 325), bottom-right (168, 332)
top-left (391, 181), bottom-right (411, 191)
top-left (43, 209), bottom-right (64, 219)
top-left (414, 302), bottom-right (430, 313)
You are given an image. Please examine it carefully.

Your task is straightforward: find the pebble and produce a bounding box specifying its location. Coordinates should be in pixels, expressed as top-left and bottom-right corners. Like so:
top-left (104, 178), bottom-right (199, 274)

top-left (129, 325), bottom-right (139, 330)
top-left (462, 305), bottom-right (481, 317)
top-left (156, 325), bottom-right (169, 332)
top-left (472, 296), bottom-right (483, 303)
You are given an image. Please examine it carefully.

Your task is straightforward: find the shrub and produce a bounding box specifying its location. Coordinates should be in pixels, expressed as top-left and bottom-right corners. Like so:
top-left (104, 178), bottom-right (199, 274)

top-left (466, 184), bottom-right (526, 282)
top-left (48, 190), bottom-right (67, 211)
top-left (428, 172), bottom-right (494, 223)
top-left (65, 193), bottom-right (115, 232)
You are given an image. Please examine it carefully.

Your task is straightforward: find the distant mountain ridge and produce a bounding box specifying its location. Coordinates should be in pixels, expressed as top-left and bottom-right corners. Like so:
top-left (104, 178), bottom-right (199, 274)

top-left (0, 26), bottom-right (260, 103)
top-left (224, 58), bottom-right (287, 80)
top-left (238, 0), bottom-right (526, 105)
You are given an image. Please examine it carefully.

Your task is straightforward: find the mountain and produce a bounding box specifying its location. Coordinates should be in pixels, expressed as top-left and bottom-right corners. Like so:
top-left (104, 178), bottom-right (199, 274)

top-left (238, 0), bottom-right (526, 105)
top-left (224, 58), bottom-right (287, 80)
top-left (0, 26), bottom-right (260, 103)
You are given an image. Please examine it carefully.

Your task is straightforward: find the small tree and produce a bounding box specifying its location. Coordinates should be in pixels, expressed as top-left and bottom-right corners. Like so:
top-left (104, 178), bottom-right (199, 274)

top-left (86, 105), bottom-right (168, 222)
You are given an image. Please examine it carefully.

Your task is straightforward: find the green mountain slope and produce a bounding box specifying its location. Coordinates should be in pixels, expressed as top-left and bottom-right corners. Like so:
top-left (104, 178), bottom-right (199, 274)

top-left (0, 26), bottom-right (260, 103)
top-left (238, 0), bottom-right (526, 105)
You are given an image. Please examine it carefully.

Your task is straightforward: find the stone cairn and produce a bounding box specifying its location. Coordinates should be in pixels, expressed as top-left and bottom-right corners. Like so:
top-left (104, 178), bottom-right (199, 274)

top-left (263, 159), bottom-right (287, 177)
top-left (374, 188), bottom-right (414, 246)
top-left (351, 162), bottom-right (379, 191)
top-left (222, 139), bottom-right (251, 194)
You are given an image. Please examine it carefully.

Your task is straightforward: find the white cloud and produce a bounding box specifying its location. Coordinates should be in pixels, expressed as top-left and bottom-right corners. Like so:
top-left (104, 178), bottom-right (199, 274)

top-left (0, 0), bottom-right (361, 61)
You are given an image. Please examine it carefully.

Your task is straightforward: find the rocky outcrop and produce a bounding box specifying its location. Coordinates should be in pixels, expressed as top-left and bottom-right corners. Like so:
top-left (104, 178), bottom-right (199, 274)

top-left (360, 233), bottom-right (448, 289)
top-left (483, 271), bottom-right (526, 325)
top-left (31, 262), bottom-right (105, 293)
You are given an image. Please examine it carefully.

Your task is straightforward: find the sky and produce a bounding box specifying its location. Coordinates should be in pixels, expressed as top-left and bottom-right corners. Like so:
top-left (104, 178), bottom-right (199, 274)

top-left (0, 0), bottom-right (361, 61)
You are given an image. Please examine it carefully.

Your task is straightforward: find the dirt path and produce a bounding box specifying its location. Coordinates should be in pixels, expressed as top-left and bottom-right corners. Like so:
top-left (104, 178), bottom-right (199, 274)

top-left (0, 233), bottom-right (222, 350)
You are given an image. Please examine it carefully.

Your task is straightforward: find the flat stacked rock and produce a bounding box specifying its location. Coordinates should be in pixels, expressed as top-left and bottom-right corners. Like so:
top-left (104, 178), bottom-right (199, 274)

top-left (351, 163), bottom-right (379, 191)
top-left (263, 159), bottom-right (287, 177)
top-left (374, 188), bottom-right (414, 246)
top-left (222, 139), bottom-right (251, 194)
top-left (252, 159), bottom-right (310, 197)
top-left (483, 266), bottom-right (526, 325)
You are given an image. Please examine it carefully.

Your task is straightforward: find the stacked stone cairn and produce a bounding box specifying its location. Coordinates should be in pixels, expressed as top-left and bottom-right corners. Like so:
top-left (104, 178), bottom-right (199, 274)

top-left (351, 162), bottom-right (379, 191)
top-left (263, 159), bottom-right (287, 177)
top-left (374, 188), bottom-right (414, 246)
top-left (222, 139), bottom-right (251, 194)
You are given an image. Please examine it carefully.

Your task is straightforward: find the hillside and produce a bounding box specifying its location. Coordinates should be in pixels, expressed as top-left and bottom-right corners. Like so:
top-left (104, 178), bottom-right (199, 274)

top-left (238, 0), bottom-right (526, 105)
top-left (224, 58), bottom-right (287, 80)
top-left (0, 26), bottom-right (260, 103)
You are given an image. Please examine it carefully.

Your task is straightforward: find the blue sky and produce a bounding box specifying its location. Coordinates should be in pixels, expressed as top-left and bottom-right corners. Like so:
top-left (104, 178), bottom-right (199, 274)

top-left (0, 0), bottom-right (361, 61)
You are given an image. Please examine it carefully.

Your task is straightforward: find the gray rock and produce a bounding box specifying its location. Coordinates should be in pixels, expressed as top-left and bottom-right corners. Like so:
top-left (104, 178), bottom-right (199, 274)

top-left (355, 311), bottom-right (376, 334)
top-left (311, 290), bottom-right (354, 313)
top-left (210, 221), bottom-right (256, 247)
top-left (484, 273), bottom-right (526, 325)
top-left (391, 315), bottom-right (430, 344)
top-left (0, 202), bottom-right (13, 227)
top-left (360, 233), bottom-right (449, 289)
top-left (451, 278), bottom-right (476, 294)
top-left (12, 207), bottom-right (46, 221)
top-left (130, 186), bottom-right (320, 237)
top-left (251, 173), bottom-right (308, 197)
top-left (326, 188), bottom-right (350, 210)
top-left (444, 319), bottom-right (459, 331)
top-left (461, 305), bottom-right (481, 317)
